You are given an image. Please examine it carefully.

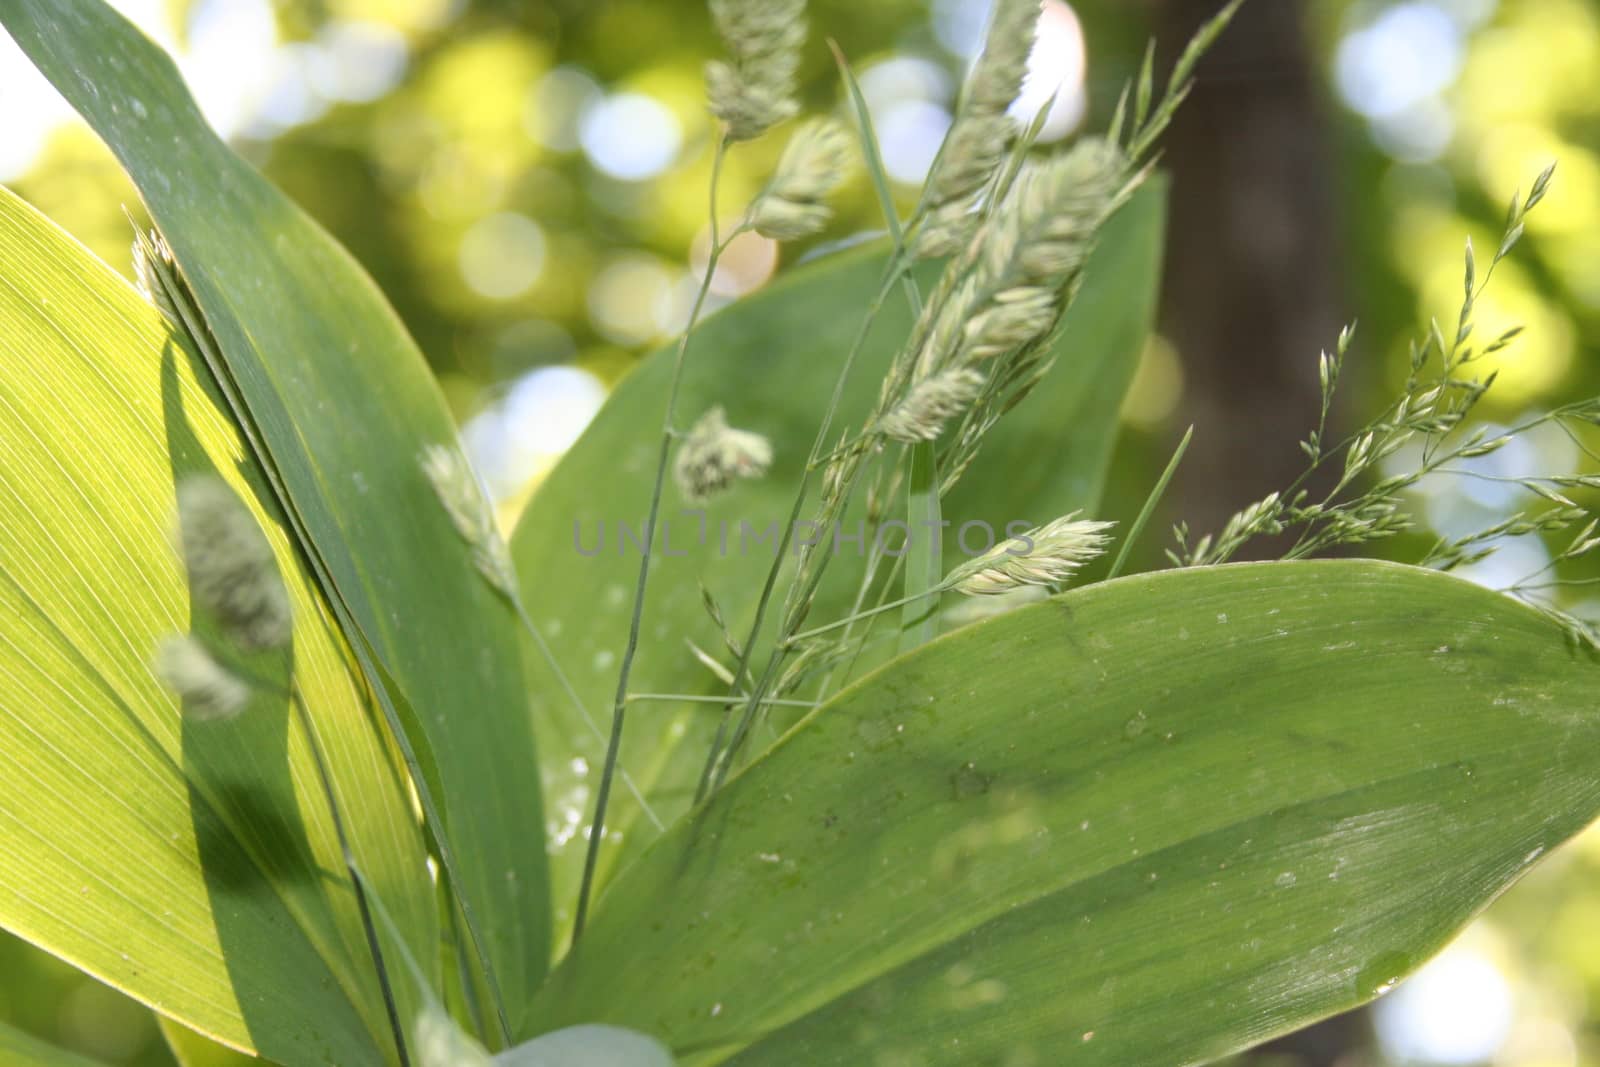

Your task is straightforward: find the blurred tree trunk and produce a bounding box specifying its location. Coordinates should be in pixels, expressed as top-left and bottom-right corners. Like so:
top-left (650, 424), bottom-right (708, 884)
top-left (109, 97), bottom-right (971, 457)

top-left (1145, 7), bottom-right (1361, 1061)
top-left (1152, 0), bottom-right (1345, 554)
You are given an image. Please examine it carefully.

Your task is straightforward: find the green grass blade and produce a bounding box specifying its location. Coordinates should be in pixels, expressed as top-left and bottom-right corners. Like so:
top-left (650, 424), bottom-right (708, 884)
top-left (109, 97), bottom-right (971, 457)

top-left (830, 40), bottom-right (906, 251)
top-left (1106, 423), bottom-right (1193, 581)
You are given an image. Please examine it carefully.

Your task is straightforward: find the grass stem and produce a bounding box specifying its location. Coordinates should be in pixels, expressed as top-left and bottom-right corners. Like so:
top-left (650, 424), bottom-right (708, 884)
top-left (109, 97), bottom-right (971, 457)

top-left (290, 683), bottom-right (410, 1066)
top-left (573, 134), bottom-right (730, 945)
top-left (1108, 425), bottom-right (1192, 581)
top-left (693, 254), bottom-right (908, 803)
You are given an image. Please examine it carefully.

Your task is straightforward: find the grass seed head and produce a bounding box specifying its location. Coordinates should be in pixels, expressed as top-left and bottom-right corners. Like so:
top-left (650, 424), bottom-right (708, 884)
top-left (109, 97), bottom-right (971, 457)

top-left (947, 512), bottom-right (1114, 596)
top-left (153, 636), bottom-right (250, 721)
top-left (674, 406), bottom-right (774, 502)
top-left (420, 445), bottom-right (518, 599)
top-left (707, 0), bottom-right (807, 141)
top-left (174, 475), bottom-right (292, 650)
top-left (879, 367), bottom-right (987, 443)
top-left (748, 117), bottom-right (853, 240)
top-left (131, 229), bottom-right (181, 324)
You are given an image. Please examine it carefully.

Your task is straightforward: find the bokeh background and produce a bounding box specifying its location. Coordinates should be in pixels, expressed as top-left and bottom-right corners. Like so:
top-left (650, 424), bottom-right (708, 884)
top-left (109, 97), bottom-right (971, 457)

top-left (2, 0), bottom-right (1598, 1063)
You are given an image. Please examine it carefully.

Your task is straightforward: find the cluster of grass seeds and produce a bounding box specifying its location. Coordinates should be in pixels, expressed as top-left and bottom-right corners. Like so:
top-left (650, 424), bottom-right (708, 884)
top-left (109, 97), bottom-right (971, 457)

top-left (695, 0), bottom-right (1246, 793)
top-left (1169, 165), bottom-right (1600, 644)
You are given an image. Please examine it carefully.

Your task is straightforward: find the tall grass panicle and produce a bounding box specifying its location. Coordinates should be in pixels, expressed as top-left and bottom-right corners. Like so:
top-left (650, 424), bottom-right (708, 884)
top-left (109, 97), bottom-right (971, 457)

top-left (706, 0), bottom-right (807, 141)
top-left (577, 0), bottom-right (852, 941)
top-left (746, 116), bottom-right (854, 240)
top-left (698, 6), bottom-right (1247, 792)
top-left (421, 443), bottom-right (518, 599)
top-left (1166, 164), bottom-right (1600, 648)
top-left (910, 0), bottom-right (1038, 259)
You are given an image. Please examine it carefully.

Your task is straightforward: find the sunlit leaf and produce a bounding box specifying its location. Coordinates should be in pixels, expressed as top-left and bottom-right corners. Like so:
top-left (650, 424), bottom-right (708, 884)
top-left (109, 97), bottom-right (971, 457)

top-left (0, 185), bottom-right (434, 1061)
top-left (532, 560), bottom-right (1600, 1065)
top-left (0, 0), bottom-right (550, 1023)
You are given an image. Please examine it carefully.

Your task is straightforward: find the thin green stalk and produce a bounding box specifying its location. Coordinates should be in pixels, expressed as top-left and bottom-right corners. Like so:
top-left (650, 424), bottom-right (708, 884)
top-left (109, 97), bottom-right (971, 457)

top-left (351, 866), bottom-right (431, 994)
top-left (813, 521), bottom-right (899, 702)
top-left (628, 692), bottom-right (817, 708)
top-left (509, 600), bottom-right (662, 830)
top-left (1554, 418), bottom-right (1600, 465)
top-left (713, 382), bottom-right (917, 789)
top-left (1514, 578), bottom-right (1600, 591)
top-left (1108, 425), bottom-right (1192, 581)
top-left (831, 39), bottom-right (904, 253)
top-left (439, 867), bottom-right (488, 1046)
top-left (349, 634), bottom-right (511, 1045)
top-left (290, 684), bottom-right (410, 1067)
top-left (900, 441), bottom-right (943, 651)
top-left (573, 135), bottom-right (730, 944)
top-left (830, 551), bottom-right (907, 698)
top-left (693, 254), bottom-right (909, 803)
top-left (831, 39), bottom-right (922, 317)
top-left (711, 641), bottom-right (787, 792)
top-left (788, 586), bottom-right (944, 645)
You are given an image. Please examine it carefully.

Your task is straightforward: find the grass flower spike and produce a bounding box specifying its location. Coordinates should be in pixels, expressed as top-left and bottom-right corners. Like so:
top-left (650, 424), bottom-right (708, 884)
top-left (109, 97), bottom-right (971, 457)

top-left (947, 513), bottom-right (1114, 596)
top-left (131, 228), bottom-right (180, 325)
top-left (968, 139), bottom-right (1126, 339)
top-left (153, 635), bottom-right (250, 721)
top-left (911, 0), bottom-right (1039, 258)
top-left (879, 367), bottom-right (987, 442)
top-left (747, 116), bottom-right (853, 240)
top-left (174, 475), bottom-right (292, 650)
top-left (908, 139), bottom-right (1126, 382)
top-left (674, 406), bottom-right (773, 502)
top-left (706, 0), bottom-right (807, 141)
top-left (421, 444), bottom-right (518, 599)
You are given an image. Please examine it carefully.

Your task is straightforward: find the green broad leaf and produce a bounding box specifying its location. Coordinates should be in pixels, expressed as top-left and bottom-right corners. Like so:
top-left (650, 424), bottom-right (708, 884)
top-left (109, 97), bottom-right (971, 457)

top-left (0, 1021), bottom-right (101, 1067)
top-left (510, 185), bottom-right (1164, 940)
top-left (530, 560), bottom-right (1600, 1065)
top-left (0, 0), bottom-right (550, 1020)
top-left (497, 1025), bottom-right (674, 1067)
top-left (0, 186), bottom-right (436, 1061)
